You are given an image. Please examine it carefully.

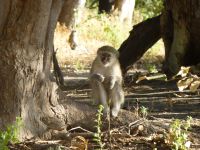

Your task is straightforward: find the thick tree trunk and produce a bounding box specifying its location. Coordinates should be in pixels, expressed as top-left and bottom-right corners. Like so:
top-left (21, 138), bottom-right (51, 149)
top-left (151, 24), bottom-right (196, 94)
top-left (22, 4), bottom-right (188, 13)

top-left (162, 0), bottom-right (200, 77)
top-left (58, 0), bottom-right (86, 29)
top-left (0, 0), bottom-right (66, 140)
top-left (119, 15), bottom-right (161, 72)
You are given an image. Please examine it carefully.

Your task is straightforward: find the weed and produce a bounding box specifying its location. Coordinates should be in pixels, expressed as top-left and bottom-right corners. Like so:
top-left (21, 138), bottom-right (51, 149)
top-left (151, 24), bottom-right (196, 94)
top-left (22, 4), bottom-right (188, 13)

top-left (74, 60), bottom-right (85, 71)
top-left (145, 63), bottom-right (158, 73)
top-left (165, 116), bottom-right (192, 150)
top-left (93, 105), bottom-right (105, 149)
top-left (0, 117), bottom-right (23, 150)
top-left (140, 106), bottom-right (148, 119)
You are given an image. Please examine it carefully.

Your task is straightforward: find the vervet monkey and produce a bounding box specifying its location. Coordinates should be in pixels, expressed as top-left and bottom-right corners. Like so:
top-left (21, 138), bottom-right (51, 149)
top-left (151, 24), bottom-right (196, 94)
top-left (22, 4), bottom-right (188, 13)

top-left (90, 46), bottom-right (124, 117)
top-left (68, 30), bottom-right (78, 50)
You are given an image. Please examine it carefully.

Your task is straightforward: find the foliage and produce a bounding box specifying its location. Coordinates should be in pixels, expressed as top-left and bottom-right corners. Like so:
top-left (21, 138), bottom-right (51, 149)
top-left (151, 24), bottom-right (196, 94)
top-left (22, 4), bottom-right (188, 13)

top-left (165, 116), bottom-right (192, 150)
top-left (175, 67), bottom-right (200, 92)
top-left (145, 63), bottom-right (158, 73)
top-left (86, 0), bottom-right (98, 9)
top-left (135, 0), bottom-right (164, 20)
top-left (140, 106), bottom-right (148, 119)
top-left (0, 117), bottom-right (23, 150)
top-left (93, 105), bottom-right (105, 149)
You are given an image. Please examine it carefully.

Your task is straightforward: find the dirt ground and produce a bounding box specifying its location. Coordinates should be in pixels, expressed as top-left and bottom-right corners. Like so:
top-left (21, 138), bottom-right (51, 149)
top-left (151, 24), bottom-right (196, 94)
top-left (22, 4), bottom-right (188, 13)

top-left (9, 66), bottom-right (200, 150)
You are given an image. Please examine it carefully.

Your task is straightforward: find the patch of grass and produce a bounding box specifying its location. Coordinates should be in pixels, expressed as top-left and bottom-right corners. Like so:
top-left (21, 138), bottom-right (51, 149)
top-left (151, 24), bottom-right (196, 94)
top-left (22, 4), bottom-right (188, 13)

top-left (165, 116), bottom-right (192, 150)
top-left (144, 63), bottom-right (158, 73)
top-left (74, 60), bottom-right (85, 71)
top-left (0, 117), bottom-right (23, 150)
top-left (77, 9), bottom-right (131, 49)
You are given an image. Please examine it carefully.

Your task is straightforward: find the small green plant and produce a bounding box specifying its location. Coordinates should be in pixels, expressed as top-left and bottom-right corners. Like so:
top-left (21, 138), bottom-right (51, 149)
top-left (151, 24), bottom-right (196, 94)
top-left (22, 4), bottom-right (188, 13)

top-left (74, 60), bottom-right (85, 71)
top-left (165, 116), bottom-right (192, 150)
top-left (93, 105), bottom-right (105, 149)
top-left (145, 63), bottom-right (158, 73)
top-left (0, 117), bottom-right (23, 150)
top-left (140, 106), bottom-right (148, 118)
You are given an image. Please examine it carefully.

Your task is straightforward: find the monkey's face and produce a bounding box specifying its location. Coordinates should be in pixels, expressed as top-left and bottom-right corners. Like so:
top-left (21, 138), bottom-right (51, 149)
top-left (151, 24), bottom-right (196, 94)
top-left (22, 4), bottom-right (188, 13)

top-left (99, 52), bottom-right (114, 67)
top-left (97, 46), bottom-right (119, 67)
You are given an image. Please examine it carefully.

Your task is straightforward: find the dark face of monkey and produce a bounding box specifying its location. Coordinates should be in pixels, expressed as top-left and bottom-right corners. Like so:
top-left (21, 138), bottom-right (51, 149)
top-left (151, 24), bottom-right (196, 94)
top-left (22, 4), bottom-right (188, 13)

top-left (97, 46), bottom-right (119, 67)
top-left (100, 52), bottom-right (111, 65)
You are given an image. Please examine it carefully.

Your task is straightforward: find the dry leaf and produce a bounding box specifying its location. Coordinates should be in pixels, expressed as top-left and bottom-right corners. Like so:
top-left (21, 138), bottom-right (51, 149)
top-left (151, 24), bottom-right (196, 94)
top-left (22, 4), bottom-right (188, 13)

top-left (176, 67), bottom-right (190, 77)
top-left (71, 136), bottom-right (88, 150)
top-left (189, 80), bottom-right (200, 92)
top-left (177, 77), bottom-right (193, 91)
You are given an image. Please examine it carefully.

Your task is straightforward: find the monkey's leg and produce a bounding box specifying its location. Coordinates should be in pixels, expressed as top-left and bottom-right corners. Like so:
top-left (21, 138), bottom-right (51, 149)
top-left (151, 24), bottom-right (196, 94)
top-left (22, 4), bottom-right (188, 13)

top-left (110, 83), bottom-right (124, 117)
top-left (91, 80), bottom-right (109, 114)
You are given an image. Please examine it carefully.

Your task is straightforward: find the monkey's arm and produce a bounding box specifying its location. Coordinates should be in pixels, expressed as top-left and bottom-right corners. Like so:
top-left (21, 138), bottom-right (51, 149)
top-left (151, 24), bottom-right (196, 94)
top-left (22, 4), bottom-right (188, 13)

top-left (90, 73), bottom-right (105, 82)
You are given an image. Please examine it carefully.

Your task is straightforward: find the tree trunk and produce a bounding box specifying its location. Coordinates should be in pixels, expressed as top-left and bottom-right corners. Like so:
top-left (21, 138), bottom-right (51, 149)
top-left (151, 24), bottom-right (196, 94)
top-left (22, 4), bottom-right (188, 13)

top-left (119, 15), bottom-right (161, 73)
top-left (118, 0), bottom-right (200, 77)
top-left (58, 0), bottom-right (86, 29)
top-left (0, 0), bottom-right (66, 140)
top-left (114, 0), bottom-right (135, 24)
top-left (162, 0), bottom-right (200, 77)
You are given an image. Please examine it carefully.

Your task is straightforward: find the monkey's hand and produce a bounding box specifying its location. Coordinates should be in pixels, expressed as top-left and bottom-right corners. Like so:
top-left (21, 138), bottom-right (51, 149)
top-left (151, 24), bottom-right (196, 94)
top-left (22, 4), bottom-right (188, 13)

top-left (91, 73), bottom-right (105, 82)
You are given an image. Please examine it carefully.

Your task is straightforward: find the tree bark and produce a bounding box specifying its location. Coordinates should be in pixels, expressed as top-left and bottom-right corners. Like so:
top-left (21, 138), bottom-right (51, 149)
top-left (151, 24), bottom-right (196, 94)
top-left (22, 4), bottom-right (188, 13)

top-left (53, 50), bottom-right (64, 86)
top-left (162, 0), bottom-right (200, 77)
top-left (0, 0), bottom-right (66, 140)
top-left (119, 15), bottom-right (161, 73)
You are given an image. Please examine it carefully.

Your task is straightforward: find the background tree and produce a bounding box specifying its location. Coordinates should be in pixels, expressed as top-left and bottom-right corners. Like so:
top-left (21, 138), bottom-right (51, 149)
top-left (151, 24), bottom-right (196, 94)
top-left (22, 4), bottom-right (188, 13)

top-left (119, 0), bottom-right (200, 77)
